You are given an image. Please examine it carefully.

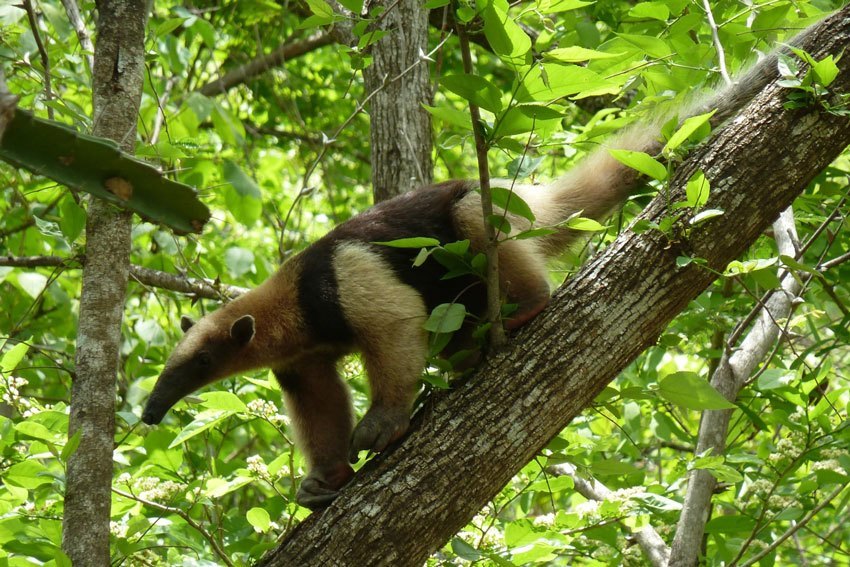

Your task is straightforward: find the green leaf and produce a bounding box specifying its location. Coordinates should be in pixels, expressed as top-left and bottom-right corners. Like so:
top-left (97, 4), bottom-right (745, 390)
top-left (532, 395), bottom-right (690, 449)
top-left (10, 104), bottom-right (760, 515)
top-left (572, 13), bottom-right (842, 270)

top-left (590, 459), bottom-right (640, 476)
top-left (451, 538), bottom-right (482, 560)
top-left (483, 0), bottom-right (532, 66)
top-left (609, 149), bottom-right (667, 181)
top-left (628, 1), bottom-right (670, 21)
top-left (545, 46), bottom-right (623, 62)
top-left (441, 74), bottom-right (503, 114)
top-left (423, 104), bottom-right (472, 130)
top-left (15, 420), bottom-right (56, 442)
top-left (659, 372), bottom-right (736, 410)
top-left (617, 33), bottom-right (672, 58)
top-left (5, 460), bottom-right (53, 489)
top-left (199, 391), bottom-right (248, 413)
top-left (757, 368), bottom-right (795, 390)
top-left (1, 342), bottom-right (29, 373)
top-left (338, 0), bottom-right (363, 13)
top-left (169, 410), bottom-right (235, 448)
top-left (59, 196), bottom-right (86, 242)
top-left (374, 237), bottom-right (440, 248)
top-left (491, 186), bottom-right (535, 222)
top-left (305, 0), bottom-right (333, 18)
top-left (247, 507), bottom-right (271, 533)
top-left (811, 55), bottom-right (840, 87)
top-left (0, 110), bottom-right (210, 234)
top-left (61, 430), bottom-right (82, 462)
top-left (705, 515), bottom-right (756, 534)
top-left (685, 170), bottom-right (710, 208)
top-left (224, 246), bottom-right (255, 277)
top-left (665, 111), bottom-right (715, 152)
top-left (423, 303), bottom-right (467, 334)
top-left (780, 254), bottom-right (821, 276)
top-left (223, 160), bottom-right (262, 200)
top-left (156, 17), bottom-right (186, 37)
top-left (538, 0), bottom-right (593, 13)
top-left (565, 217), bottom-right (605, 231)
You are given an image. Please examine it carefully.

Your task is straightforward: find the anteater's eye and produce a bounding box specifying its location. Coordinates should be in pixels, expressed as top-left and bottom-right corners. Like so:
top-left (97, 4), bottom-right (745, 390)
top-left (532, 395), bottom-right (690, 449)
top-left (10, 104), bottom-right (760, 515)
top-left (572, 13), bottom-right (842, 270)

top-left (198, 352), bottom-right (212, 368)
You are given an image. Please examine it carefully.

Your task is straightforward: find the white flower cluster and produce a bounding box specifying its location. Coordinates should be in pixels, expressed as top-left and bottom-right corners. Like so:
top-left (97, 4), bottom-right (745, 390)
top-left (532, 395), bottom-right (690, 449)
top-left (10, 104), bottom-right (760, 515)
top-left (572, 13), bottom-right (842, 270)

top-left (246, 454), bottom-right (269, 479)
top-left (769, 431), bottom-right (806, 465)
top-left (127, 475), bottom-right (187, 502)
top-left (246, 399), bottom-right (289, 426)
top-left (747, 478), bottom-right (774, 497)
top-left (1, 376), bottom-right (34, 415)
top-left (110, 520), bottom-right (128, 538)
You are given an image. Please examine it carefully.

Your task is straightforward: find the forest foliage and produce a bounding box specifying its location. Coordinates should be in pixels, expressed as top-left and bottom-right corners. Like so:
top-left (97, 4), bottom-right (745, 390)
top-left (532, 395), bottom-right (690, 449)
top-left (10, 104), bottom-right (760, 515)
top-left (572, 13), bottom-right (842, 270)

top-left (0, 0), bottom-right (849, 564)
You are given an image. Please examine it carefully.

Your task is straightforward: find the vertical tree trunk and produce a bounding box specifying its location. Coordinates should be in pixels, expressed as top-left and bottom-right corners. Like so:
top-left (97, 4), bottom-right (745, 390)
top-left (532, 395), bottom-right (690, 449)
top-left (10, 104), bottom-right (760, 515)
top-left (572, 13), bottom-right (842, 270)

top-left (61, 1), bottom-right (148, 564)
top-left (363, 0), bottom-right (433, 201)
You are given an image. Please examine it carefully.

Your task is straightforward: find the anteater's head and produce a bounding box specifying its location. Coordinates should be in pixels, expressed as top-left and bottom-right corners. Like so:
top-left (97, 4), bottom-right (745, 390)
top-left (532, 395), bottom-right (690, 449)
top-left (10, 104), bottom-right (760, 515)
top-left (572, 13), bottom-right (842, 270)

top-left (141, 313), bottom-right (256, 425)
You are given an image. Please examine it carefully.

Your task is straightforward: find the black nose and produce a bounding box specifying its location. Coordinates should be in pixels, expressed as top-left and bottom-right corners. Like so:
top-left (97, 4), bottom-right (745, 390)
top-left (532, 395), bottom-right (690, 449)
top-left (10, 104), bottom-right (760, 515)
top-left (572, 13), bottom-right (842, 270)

top-left (141, 405), bottom-right (163, 425)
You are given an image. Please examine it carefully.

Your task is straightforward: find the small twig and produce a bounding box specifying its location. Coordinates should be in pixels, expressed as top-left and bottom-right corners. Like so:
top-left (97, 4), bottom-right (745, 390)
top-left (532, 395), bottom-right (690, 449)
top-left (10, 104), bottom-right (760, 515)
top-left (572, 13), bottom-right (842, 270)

top-left (276, 33), bottom-right (452, 258)
top-left (60, 0), bottom-right (94, 73)
top-left (548, 463), bottom-right (671, 567)
top-left (112, 488), bottom-right (235, 567)
top-left (22, 0), bottom-right (54, 119)
top-left (0, 255), bottom-right (246, 299)
top-left (199, 31), bottom-right (335, 96)
top-left (455, 19), bottom-right (505, 347)
top-left (737, 483), bottom-right (847, 567)
top-left (702, 0), bottom-right (733, 86)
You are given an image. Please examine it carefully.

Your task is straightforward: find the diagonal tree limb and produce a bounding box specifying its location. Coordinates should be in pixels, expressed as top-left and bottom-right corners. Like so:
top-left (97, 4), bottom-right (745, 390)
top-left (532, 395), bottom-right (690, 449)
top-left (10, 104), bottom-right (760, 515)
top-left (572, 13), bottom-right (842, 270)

top-left (198, 31), bottom-right (337, 96)
top-left (257, 7), bottom-right (850, 566)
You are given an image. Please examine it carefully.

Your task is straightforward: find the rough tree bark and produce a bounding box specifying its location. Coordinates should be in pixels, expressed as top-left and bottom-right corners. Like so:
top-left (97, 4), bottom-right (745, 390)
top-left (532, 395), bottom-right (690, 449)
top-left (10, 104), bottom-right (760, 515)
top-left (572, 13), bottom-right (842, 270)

top-left (363, 0), bottom-right (433, 201)
top-left (257, 8), bottom-right (850, 566)
top-left (61, 1), bottom-right (148, 564)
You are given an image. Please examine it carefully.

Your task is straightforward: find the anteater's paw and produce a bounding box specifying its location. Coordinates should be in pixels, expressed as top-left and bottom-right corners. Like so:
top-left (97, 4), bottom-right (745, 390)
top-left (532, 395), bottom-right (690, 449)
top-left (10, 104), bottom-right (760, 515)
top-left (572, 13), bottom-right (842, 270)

top-left (349, 408), bottom-right (410, 463)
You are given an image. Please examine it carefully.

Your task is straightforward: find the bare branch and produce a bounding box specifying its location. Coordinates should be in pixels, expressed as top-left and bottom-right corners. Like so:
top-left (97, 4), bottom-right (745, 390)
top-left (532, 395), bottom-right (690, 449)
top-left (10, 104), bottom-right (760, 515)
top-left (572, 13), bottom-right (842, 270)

top-left (0, 255), bottom-right (245, 300)
top-left (456, 21), bottom-right (505, 347)
top-left (198, 31), bottom-right (335, 96)
top-left (112, 488), bottom-right (235, 567)
top-left (669, 207), bottom-right (802, 565)
top-left (739, 484), bottom-right (848, 567)
top-left (701, 0), bottom-right (732, 86)
top-left (549, 464), bottom-right (671, 567)
top-left (22, 0), bottom-right (53, 119)
top-left (60, 0), bottom-right (95, 72)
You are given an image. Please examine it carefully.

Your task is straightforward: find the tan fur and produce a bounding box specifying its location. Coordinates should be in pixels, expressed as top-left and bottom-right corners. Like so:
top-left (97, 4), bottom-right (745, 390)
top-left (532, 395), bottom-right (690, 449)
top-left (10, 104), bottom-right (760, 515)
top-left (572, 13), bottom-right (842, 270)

top-left (334, 242), bottom-right (428, 410)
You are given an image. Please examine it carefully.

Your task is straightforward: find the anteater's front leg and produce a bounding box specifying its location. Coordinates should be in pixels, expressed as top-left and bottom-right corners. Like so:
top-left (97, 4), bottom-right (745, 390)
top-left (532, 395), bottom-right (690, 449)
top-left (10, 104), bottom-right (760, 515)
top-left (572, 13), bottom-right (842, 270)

top-left (275, 355), bottom-right (354, 510)
top-left (333, 242), bottom-right (429, 463)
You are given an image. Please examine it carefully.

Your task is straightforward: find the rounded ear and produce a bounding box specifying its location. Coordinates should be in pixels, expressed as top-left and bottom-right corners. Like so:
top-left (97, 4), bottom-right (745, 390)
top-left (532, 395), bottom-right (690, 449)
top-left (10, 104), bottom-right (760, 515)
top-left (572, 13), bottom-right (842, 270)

top-left (180, 316), bottom-right (196, 333)
top-left (230, 314), bottom-right (255, 345)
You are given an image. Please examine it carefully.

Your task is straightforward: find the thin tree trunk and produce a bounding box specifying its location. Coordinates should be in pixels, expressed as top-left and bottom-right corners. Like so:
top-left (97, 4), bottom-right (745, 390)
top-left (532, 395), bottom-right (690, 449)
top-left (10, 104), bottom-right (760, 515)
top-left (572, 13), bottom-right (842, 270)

top-left (669, 208), bottom-right (802, 566)
top-left (363, 0), bottom-right (433, 201)
top-left (61, 1), bottom-right (148, 564)
top-left (257, 9), bottom-right (850, 566)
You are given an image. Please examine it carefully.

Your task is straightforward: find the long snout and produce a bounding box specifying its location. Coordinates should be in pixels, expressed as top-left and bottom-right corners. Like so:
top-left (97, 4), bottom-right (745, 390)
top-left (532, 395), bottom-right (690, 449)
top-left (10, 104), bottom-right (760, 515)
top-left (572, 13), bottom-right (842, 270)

top-left (140, 399), bottom-right (168, 425)
top-left (140, 371), bottom-right (188, 425)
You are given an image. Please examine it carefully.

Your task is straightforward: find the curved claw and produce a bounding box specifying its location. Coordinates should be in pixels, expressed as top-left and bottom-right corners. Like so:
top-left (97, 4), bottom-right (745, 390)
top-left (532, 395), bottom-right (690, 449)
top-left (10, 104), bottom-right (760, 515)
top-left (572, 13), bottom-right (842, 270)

top-left (296, 477), bottom-right (341, 510)
top-left (349, 408), bottom-right (410, 463)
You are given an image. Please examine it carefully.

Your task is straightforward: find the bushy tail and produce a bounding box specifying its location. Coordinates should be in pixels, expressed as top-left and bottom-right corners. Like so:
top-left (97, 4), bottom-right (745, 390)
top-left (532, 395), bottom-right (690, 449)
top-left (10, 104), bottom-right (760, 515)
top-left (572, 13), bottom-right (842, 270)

top-left (525, 25), bottom-right (816, 257)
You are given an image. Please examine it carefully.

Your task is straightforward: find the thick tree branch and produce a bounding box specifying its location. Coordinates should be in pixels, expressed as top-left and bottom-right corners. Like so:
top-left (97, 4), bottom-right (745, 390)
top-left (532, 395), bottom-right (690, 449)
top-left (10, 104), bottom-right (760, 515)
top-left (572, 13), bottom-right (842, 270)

top-left (0, 255), bottom-right (246, 299)
top-left (258, 7), bottom-right (850, 566)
